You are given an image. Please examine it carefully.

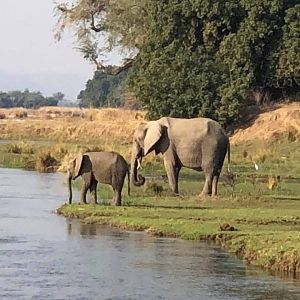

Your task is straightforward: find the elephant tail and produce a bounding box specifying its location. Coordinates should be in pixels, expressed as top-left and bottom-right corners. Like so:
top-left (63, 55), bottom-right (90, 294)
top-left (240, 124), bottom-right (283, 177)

top-left (227, 140), bottom-right (231, 173)
top-left (127, 169), bottom-right (130, 196)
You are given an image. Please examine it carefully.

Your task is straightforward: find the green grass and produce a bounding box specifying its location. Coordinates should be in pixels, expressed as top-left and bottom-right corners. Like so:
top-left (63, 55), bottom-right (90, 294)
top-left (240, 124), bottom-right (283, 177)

top-left (231, 139), bottom-right (300, 179)
top-left (61, 144), bottom-right (300, 274)
top-left (57, 195), bottom-right (300, 273)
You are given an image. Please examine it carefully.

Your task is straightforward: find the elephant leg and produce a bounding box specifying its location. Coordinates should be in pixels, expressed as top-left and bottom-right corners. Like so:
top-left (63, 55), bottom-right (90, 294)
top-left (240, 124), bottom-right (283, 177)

top-left (164, 159), bottom-right (181, 194)
top-left (200, 163), bottom-right (214, 196)
top-left (212, 173), bottom-right (220, 197)
top-left (80, 173), bottom-right (91, 204)
top-left (200, 173), bottom-right (213, 196)
top-left (112, 188), bottom-right (122, 206)
top-left (80, 183), bottom-right (89, 204)
top-left (89, 178), bottom-right (98, 205)
top-left (174, 166), bottom-right (181, 194)
top-left (111, 175), bottom-right (124, 206)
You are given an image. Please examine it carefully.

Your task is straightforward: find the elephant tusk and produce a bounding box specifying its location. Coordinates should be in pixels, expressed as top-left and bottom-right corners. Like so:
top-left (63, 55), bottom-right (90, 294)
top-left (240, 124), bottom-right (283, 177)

top-left (137, 158), bottom-right (142, 170)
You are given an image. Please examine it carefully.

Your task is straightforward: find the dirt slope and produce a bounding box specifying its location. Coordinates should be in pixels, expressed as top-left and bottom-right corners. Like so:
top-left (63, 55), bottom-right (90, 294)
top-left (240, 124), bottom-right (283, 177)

top-left (230, 102), bottom-right (300, 144)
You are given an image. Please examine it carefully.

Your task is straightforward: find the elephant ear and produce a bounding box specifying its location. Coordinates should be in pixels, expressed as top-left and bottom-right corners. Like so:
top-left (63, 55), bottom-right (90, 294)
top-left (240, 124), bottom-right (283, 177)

top-left (144, 121), bottom-right (162, 155)
top-left (74, 154), bottom-right (83, 178)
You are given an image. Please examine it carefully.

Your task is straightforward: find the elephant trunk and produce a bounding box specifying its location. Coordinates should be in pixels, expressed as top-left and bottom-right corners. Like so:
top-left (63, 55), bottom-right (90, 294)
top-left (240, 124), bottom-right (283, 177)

top-left (67, 172), bottom-right (72, 204)
top-left (130, 145), bottom-right (145, 187)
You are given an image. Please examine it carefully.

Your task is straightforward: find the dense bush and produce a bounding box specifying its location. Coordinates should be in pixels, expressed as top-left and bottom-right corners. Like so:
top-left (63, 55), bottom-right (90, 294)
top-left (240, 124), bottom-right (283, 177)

top-left (77, 67), bottom-right (129, 108)
top-left (129, 0), bottom-right (300, 125)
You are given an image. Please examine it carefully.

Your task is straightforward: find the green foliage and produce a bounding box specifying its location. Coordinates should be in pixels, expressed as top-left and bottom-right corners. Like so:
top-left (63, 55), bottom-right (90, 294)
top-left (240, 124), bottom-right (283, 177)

top-left (56, 0), bottom-right (300, 124)
top-left (0, 92), bottom-right (14, 108)
top-left (130, 0), bottom-right (300, 124)
top-left (0, 89), bottom-right (62, 108)
top-left (267, 4), bottom-right (300, 90)
top-left (77, 67), bottom-right (129, 108)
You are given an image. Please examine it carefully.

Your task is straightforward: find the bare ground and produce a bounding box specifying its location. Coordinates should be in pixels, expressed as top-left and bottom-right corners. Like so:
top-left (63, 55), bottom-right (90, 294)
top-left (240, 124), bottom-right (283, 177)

top-left (230, 102), bottom-right (300, 144)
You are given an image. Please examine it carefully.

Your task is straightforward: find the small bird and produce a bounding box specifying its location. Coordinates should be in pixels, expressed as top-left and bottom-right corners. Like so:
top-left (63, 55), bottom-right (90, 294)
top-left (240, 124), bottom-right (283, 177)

top-left (254, 162), bottom-right (259, 170)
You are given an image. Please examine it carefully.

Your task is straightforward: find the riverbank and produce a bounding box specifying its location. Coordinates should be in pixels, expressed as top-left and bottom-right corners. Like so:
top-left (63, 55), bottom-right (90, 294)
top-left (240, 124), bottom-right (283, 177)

top-left (57, 196), bottom-right (300, 273)
top-left (2, 168), bottom-right (299, 299)
top-left (1, 105), bottom-right (300, 275)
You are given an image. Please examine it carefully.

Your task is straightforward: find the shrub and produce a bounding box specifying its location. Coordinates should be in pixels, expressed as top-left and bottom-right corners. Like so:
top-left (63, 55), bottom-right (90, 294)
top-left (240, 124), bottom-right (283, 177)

top-left (35, 151), bottom-right (58, 172)
top-left (15, 111), bottom-right (28, 119)
top-left (7, 142), bottom-right (34, 154)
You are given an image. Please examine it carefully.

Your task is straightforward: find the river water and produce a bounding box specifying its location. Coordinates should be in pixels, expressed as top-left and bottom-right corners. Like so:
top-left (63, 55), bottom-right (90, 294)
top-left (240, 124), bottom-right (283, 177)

top-left (0, 168), bottom-right (299, 300)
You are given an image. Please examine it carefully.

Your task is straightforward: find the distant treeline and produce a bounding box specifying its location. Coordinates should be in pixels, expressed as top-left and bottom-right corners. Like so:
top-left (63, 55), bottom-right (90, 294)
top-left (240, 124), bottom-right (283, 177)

top-left (0, 90), bottom-right (64, 108)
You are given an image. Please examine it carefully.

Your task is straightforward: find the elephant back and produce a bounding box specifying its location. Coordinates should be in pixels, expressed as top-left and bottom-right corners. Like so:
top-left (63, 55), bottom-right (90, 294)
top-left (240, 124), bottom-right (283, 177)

top-left (85, 151), bottom-right (128, 184)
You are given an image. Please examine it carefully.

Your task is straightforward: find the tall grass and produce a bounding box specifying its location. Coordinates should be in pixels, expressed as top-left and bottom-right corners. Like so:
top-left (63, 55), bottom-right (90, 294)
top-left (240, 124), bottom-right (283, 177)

top-left (0, 107), bottom-right (145, 144)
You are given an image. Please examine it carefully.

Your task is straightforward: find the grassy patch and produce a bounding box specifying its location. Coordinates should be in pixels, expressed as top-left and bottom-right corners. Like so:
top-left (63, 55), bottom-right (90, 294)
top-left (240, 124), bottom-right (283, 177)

top-left (59, 153), bottom-right (300, 275)
top-left (57, 195), bottom-right (300, 273)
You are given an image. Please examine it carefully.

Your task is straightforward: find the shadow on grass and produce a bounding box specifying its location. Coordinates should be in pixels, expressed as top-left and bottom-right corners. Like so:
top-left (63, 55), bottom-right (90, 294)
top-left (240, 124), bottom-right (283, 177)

top-left (268, 195), bottom-right (300, 201)
top-left (122, 203), bottom-right (211, 210)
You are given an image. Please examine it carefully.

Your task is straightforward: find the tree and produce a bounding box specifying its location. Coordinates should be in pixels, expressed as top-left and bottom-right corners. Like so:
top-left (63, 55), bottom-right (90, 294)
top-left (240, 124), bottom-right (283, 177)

top-left (52, 92), bottom-right (65, 101)
top-left (77, 66), bottom-right (129, 107)
top-left (55, 0), bottom-right (300, 125)
top-left (129, 0), bottom-right (300, 124)
top-left (0, 92), bottom-right (13, 108)
top-left (55, 0), bottom-right (149, 72)
top-left (266, 4), bottom-right (300, 92)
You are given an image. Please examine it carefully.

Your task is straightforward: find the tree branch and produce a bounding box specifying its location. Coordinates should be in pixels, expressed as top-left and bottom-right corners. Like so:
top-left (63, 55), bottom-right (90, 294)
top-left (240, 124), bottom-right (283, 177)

top-left (56, 4), bottom-right (73, 13)
top-left (91, 57), bottom-right (105, 71)
top-left (111, 59), bottom-right (134, 75)
top-left (90, 12), bottom-right (105, 32)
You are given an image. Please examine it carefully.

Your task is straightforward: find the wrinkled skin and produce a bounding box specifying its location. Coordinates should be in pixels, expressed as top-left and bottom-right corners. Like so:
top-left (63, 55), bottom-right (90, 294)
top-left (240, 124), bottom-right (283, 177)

top-left (67, 151), bottom-right (130, 206)
top-left (130, 117), bottom-right (230, 197)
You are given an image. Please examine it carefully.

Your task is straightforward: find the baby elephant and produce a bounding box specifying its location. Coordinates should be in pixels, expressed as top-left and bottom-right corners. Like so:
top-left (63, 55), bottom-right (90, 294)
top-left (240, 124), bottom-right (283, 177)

top-left (67, 151), bottom-right (130, 206)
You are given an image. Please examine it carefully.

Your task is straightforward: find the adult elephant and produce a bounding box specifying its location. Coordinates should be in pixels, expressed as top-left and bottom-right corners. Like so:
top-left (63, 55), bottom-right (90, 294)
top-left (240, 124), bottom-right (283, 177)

top-left (67, 151), bottom-right (130, 206)
top-left (130, 117), bottom-right (230, 196)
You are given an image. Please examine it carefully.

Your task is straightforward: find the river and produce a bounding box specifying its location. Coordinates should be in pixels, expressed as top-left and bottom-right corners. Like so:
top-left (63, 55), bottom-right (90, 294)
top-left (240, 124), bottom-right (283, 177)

top-left (0, 168), bottom-right (299, 300)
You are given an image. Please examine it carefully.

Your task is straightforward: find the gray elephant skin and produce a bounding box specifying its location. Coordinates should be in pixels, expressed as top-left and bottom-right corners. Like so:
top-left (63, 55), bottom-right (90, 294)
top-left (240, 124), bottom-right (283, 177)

top-left (67, 151), bottom-right (130, 206)
top-left (130, 117), bottom-right (230, 196)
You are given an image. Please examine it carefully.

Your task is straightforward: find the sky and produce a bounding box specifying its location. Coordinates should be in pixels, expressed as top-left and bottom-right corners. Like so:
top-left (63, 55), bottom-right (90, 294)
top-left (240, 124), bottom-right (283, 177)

top-left (0, 0), bottom-right (121, 101)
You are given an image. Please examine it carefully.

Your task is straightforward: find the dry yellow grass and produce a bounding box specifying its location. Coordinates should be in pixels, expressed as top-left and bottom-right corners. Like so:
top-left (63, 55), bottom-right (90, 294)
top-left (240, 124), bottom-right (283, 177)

top-left (1, 103), bottom-right (299, 173)
top-left (2, 103), bottom-right (299, 147)
top-left (0, 107), bottom-right (145, 146)
top-left (231, 102), bottom-right (300, 144)
top-left (0, 107), bottom-right (148, 172)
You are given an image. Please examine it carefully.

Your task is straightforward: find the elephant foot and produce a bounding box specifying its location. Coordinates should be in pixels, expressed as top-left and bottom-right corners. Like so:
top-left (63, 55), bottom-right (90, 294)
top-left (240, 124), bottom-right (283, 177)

top-left (211, 192), bottom-right (219, 198)
top-left (115, 199), bottom-right (122, 206)
top-left (112, 198), bottom-right (122, 206)
top-left (199, 192), bottom-right (212, 198)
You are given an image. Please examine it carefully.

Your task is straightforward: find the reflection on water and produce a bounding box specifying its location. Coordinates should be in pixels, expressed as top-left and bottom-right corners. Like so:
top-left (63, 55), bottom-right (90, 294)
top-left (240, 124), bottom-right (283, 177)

top-left (0, 168), bottom-right (299, 300)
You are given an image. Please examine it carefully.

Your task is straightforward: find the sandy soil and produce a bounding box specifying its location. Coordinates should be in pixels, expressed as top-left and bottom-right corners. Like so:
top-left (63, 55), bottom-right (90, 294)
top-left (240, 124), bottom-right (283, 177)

top-left (230, 102), bottom-right (300, 144)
